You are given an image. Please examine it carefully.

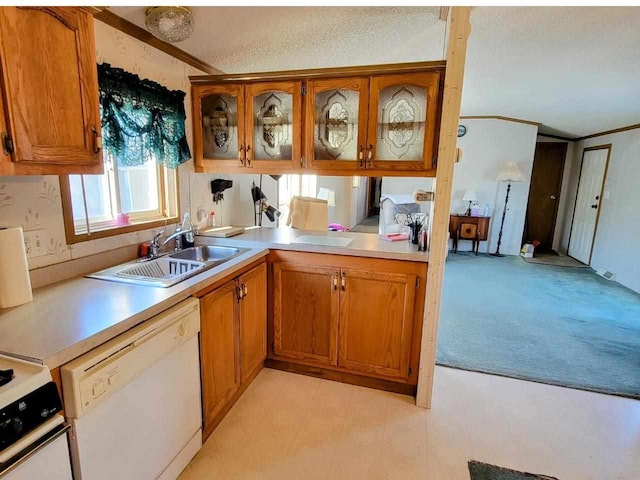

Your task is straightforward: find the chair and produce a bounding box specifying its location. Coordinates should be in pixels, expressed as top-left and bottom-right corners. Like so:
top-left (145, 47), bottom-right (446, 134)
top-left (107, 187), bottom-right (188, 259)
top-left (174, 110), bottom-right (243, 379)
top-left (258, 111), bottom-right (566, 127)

top-left (287, 196), bottom-right (328, 231)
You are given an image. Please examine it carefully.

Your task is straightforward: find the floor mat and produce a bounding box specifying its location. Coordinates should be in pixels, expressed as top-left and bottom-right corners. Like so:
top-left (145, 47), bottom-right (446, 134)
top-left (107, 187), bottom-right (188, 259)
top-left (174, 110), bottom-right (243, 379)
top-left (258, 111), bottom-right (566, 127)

top-left (437, 253), bottom-right (640, 398)
top-left (350, 215), bottom-right (380, 233)
top-left (469, 461), bottom-right (559, 480)
top-left (522, 254), bottom-right (588, 268)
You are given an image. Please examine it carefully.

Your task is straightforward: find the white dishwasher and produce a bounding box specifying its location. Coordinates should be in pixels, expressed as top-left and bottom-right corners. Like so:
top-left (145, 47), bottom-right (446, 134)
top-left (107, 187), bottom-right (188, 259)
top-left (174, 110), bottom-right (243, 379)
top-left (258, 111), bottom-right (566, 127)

top-left (61, 298), bottom-right (202, 480)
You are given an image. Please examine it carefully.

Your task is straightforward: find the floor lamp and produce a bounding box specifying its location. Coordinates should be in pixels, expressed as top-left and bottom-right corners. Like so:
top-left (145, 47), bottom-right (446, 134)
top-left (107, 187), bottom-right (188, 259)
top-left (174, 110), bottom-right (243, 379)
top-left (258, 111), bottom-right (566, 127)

top-left (491, 162), bottom-right (525, 257)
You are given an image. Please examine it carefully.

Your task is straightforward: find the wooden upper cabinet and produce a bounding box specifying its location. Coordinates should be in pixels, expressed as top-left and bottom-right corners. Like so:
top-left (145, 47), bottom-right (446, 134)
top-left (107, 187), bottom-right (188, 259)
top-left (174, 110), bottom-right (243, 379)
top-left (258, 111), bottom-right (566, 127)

top-left (200, 280), bottom-right (241, 433)
top-left (305, 77), bottom-right (369, 172)
top-left (238, 263), bottom-right (267, 383)
top-left (272, 262), bottom-right (339, 365)
top-left (190, 62), bottom-right (445, 176)
top-left (366, 72), bottom-right (441, 173)
top-left (193, 83), bottom-right (245, 172)
top-left (0, 7), bottom-right (103, 175)
top-left (245, 81), bottom-right (301, 171)
top-left (338, 268), bottom-right (416, 380)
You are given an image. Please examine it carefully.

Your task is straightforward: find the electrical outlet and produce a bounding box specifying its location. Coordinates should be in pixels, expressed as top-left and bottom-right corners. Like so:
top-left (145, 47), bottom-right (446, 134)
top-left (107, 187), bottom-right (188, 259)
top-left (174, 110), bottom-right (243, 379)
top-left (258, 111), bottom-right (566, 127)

top-left (23, 229), bottom-right (46, 258)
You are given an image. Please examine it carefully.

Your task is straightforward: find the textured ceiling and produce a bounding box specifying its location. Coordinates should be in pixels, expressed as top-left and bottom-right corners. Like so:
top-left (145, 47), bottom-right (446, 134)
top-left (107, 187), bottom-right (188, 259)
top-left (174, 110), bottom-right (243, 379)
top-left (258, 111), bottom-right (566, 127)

top-left (110, 6), bottom-right (640, 138)
top-left (109, 7), bottom-right (445, 72)
top-left (464, 7), bottom-right (640, 137)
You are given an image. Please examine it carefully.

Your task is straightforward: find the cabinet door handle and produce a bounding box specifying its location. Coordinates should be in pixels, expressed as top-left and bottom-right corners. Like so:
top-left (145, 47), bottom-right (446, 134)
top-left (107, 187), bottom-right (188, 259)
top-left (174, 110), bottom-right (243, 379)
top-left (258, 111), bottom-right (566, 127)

top-left (236, 284), bottom-right (244, 302)
top-left (358, 145), bottom-right (364, 168)
top-left (332, 272), bottom-right (338, 290)
top-left (91, 126), bottom-right (102, 155)
top-left (341, 272), bottom-right (346, 291)
top-left (366, 144), bottom-right (373, 168)
top-left (243, 282), bottom-right (248, 297)
top-left (239, 145), bottom-right (245, 166)
top-left (246, 145), bottom-right (252, 167)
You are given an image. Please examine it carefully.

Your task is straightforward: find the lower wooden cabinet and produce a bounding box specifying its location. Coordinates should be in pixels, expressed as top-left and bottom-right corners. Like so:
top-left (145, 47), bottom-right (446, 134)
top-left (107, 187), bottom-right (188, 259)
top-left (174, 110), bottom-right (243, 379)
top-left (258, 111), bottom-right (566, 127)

top-left (239, 263), bottom-right (267, 383)
top-left (200, 281), bottom-right (240, 427)
top-left (338, 268), bottom-right (416, 379)
top-left (272, 263), bottom-right (339, 365)
top-left (268, 251), bottom-right (426, 388)
top-left (199, 261), bottom-right (267, 439)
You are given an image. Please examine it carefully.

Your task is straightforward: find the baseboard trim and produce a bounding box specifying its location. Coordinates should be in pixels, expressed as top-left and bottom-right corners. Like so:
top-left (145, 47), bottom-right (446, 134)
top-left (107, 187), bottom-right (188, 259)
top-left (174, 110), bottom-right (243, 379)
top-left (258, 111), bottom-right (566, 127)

top-left (265, 359), bottom-right (417, 396)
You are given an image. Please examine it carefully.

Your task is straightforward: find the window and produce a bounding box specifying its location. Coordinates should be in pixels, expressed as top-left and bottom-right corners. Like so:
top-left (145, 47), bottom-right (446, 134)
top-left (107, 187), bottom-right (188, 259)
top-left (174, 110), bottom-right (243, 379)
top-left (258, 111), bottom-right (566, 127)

top-left (61, 64), bottom-right (189, 243)
top-left (277, 174), bottom-right (318, 225)
top-left (65, 155), bottom-right (177, 236)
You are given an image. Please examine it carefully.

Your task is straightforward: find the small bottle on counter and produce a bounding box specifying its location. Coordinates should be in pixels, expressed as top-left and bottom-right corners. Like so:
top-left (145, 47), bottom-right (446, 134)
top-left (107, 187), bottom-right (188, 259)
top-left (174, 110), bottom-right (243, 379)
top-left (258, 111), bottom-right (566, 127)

top-left (418, 226), bottom-right (428, 252)
top-left (209, 210), bottom-right (217, 228)
top-left (181, 213), bottom-right (195, 248)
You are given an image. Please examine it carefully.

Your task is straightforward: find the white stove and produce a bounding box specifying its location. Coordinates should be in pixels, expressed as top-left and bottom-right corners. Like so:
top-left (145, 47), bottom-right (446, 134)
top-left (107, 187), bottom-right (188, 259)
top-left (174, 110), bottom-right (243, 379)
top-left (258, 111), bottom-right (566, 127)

top-left (0, 355), bottom-right (72, 479)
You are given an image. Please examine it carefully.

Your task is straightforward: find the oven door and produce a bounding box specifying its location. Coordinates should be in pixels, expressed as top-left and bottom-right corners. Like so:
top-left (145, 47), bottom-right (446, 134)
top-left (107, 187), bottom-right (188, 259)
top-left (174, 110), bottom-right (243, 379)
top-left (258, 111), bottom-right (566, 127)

top-left (0, 423), bottom-right (72, 480)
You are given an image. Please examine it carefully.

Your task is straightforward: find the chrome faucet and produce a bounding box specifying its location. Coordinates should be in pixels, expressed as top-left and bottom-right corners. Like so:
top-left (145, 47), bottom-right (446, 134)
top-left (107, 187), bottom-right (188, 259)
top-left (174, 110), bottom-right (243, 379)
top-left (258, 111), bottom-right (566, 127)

top-left (148, 226), bottom-right (197, 258)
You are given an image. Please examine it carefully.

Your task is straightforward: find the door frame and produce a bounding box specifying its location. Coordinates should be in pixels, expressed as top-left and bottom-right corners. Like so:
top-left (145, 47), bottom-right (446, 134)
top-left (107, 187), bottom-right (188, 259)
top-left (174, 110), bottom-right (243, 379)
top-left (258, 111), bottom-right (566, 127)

top-left (523, 142), bottom-right (567, 252)
top-left (567, 144), bottom-right (612, 265)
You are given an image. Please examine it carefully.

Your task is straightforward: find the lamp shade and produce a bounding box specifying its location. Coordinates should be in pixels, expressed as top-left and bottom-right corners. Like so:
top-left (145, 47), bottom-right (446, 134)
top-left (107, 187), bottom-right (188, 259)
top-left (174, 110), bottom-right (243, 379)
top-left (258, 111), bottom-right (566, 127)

top-left (462, 189), bottom-right (478, 202)
top-left (496, 162), bottom-right (525, 182)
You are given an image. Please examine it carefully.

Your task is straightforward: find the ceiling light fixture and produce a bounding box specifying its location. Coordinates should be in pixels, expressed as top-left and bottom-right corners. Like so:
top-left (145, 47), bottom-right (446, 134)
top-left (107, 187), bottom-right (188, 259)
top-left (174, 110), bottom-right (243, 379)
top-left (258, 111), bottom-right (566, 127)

top-left (145, 6), bottom-right (194, 43)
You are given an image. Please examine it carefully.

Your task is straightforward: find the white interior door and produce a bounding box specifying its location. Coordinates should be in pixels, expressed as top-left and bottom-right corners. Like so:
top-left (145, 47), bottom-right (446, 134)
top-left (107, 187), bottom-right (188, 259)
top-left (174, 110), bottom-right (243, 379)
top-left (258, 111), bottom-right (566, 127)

top-left (568, 147), bottom-right (609, 264)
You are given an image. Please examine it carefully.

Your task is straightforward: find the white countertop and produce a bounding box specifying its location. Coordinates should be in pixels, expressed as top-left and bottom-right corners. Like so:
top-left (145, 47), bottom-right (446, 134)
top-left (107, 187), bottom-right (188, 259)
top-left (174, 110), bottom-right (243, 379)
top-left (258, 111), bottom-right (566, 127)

top-left (0, 248), bottom-right (269, 368)
top-left (198, 227), bottom-right (429, 262)
top-left (0, 228), bottom-right (426, 370)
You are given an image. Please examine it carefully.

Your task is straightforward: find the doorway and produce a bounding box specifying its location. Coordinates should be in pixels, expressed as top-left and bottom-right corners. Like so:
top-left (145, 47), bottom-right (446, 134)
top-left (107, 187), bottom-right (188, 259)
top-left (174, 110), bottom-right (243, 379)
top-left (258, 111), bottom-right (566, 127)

top-left (366, 177), bottom-right (382, 218)
top-left (523, 142), bottom-right (567, 253)
top-left (568, 145), bottom-right (611, 264)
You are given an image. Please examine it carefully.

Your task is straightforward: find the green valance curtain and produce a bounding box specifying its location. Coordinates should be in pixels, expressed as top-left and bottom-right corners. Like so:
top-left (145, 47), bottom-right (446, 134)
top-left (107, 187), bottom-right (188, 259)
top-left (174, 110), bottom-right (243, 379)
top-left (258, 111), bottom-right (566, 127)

top-left (98, 63), bottom-right (191, 169)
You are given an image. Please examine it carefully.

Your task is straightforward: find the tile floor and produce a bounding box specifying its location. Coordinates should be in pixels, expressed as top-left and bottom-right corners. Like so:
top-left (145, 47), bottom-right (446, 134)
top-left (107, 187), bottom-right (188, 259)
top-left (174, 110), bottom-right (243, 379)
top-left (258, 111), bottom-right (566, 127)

top-left (179, 366), bottom-right (640, 480)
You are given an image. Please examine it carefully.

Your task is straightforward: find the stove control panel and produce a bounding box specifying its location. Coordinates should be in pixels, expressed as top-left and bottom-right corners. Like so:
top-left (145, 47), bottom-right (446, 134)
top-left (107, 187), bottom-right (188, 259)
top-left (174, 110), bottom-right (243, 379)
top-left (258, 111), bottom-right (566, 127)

top-left (0, 382), bottom-right (62, 451)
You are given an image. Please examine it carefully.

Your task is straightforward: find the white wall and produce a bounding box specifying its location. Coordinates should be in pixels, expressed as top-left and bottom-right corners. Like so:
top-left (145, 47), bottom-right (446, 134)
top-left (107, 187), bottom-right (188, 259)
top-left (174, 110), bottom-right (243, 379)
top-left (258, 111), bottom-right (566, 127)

top-left (557, 129), bottom-right (640, 293)
top-left (317, 176), bottom-right (353, 227)
top-left (536, 135), bottom-right (575, 251)
top-left (453, 119), bottom-right (538, 254)
top-left (189, 173), bottom-right (278, 228)
top-left (381, 177), bottom-right (435, 196)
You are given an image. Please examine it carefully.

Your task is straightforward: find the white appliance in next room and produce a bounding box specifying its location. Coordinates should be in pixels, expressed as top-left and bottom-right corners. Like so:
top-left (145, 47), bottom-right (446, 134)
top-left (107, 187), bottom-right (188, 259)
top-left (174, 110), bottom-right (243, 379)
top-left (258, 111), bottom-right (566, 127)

top-left (0, 355), bottom-right (72, 480)
top-left (61, 298), bottom-right (202, 480)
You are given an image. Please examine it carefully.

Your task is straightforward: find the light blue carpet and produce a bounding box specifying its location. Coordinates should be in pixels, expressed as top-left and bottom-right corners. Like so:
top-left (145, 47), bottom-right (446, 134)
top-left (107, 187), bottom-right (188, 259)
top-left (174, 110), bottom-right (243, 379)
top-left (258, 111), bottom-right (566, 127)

top-left (436, 253), bottom-right (640, 398)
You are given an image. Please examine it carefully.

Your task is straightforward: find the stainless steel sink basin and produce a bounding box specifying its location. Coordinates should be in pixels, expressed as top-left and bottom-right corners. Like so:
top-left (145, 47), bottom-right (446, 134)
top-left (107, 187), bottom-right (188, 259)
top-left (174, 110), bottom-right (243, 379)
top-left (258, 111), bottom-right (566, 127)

top-left (87, 245), bottom-right (246, 287)
top-left (169, 245), bottom-right (241, 262)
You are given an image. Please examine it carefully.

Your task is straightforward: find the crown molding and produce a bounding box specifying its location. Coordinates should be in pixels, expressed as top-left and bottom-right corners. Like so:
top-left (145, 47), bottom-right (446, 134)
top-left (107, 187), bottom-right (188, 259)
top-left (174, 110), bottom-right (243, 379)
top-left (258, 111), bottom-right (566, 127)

top-left (574, 123), bottom-right (640, 142)
top-left (459, 115), bottom-right (541, 127)
top-left (537, 132), bottom-right (576, 142)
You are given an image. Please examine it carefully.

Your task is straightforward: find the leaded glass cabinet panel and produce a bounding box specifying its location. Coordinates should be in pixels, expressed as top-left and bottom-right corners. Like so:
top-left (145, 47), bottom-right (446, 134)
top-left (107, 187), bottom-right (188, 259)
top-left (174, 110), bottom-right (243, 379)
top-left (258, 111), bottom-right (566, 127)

top-left (306, 78), bottom-right (369, 172)
top-left (367, 72), bottom-right (441, 172)
top-left (245, 81), bottom-right (301, 170)
top-left (193, 83), bottom-right (245, 171)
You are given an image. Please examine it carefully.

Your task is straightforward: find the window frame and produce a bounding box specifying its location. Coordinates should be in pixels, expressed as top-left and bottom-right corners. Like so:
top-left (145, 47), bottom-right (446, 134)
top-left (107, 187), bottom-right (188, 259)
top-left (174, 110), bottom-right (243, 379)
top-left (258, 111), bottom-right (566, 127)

top-left (59, 162), bottom-right (179, 245)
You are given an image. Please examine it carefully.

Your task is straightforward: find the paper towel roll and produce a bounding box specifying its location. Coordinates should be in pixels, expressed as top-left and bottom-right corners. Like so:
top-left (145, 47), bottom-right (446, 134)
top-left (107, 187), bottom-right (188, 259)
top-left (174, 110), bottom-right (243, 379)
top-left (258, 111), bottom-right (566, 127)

top-left (0, 227), bottom-right (33, 308)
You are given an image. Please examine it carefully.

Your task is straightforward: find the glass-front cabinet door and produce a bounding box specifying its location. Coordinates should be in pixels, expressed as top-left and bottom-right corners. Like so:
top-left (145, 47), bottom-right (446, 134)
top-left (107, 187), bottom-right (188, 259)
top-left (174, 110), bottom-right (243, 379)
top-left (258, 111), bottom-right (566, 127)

top-left (305, 78), bottom-right (369, 171)
top-left (366, 72), bottom-right (441, 172)
top-left (193, 83), bottom-right (245, 171)
top-left (244, 81), bottom-right (301, 170)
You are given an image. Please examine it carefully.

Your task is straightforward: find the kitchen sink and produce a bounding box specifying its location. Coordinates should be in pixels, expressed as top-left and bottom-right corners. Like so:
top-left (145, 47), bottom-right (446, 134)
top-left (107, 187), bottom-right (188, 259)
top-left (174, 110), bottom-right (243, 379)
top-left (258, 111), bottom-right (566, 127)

top-left (170, 245), bottom-right (242, 262)
top-left (87, 245), bottom-right (246, 287)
